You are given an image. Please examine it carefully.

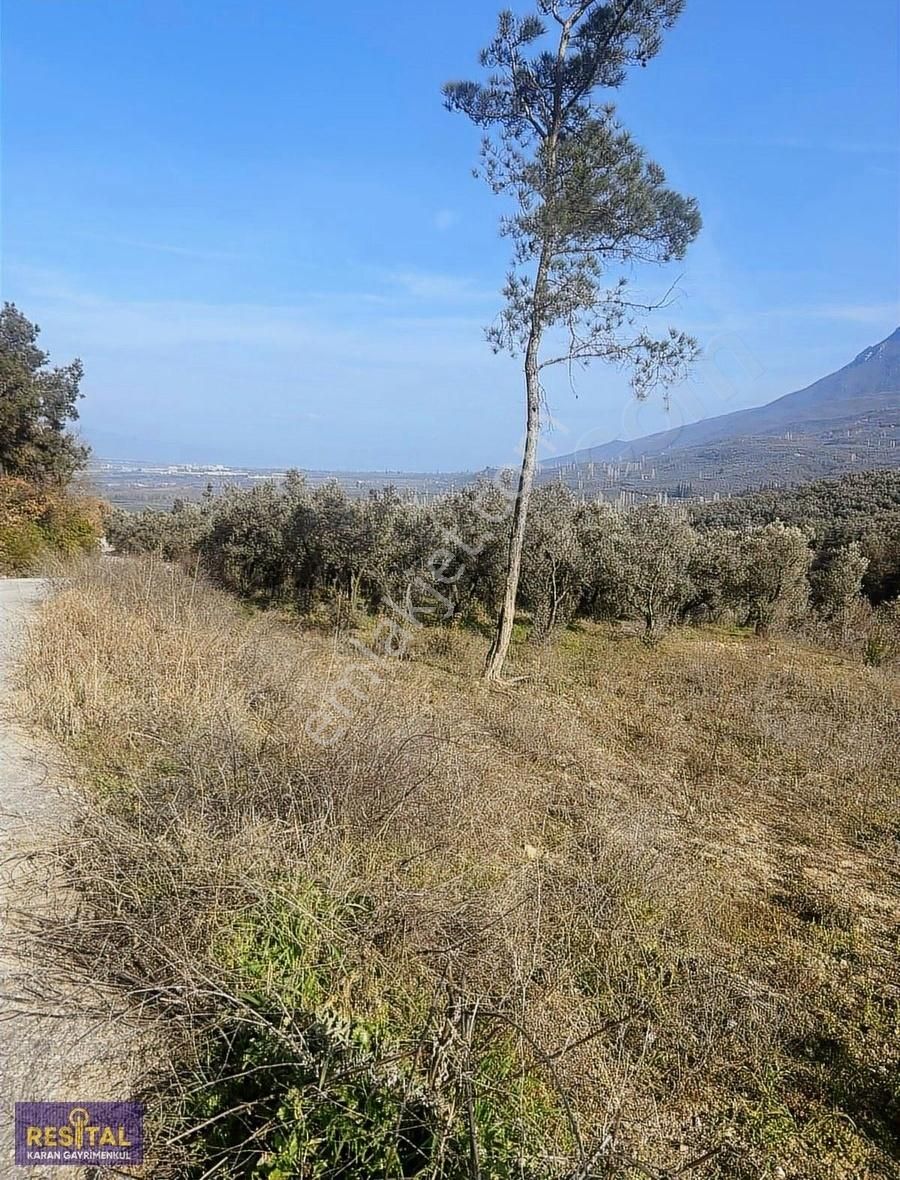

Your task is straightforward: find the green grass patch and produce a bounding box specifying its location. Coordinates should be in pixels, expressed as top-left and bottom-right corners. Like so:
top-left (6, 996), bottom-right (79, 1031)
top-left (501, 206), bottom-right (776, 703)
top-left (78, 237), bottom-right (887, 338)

top-left (160, 886), bottom-right (570, 1179)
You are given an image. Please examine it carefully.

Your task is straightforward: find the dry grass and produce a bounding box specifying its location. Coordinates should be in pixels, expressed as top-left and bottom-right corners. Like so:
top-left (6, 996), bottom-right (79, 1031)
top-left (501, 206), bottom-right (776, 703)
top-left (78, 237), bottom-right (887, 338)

top-left (22, 558), bottom-right (900, 1178)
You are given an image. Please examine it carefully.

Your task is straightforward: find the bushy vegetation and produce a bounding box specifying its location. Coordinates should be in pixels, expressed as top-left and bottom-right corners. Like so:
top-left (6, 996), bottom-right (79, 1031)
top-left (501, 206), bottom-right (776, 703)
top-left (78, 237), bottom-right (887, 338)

top-left (691, 469), bottom-right (900, 605)
top-left (23, 559), bottom-right (900, 1177)
top-left (107, 471), bottom-right (900, 658)
top-left (0, 475), bottom-right (104, 572)
top-left (0, 302), bottom-right (88, 484)
top-left (0, 303), bottom-right (98, 571)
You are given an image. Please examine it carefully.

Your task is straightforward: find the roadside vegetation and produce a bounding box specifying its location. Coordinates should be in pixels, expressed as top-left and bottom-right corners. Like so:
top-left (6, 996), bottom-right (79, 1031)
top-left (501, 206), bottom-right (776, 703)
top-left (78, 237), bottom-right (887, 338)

top-left (0, 302), bottom-right (102, 572)
top-left (0, 475), bottom-right (103, 572)
top-left (23, 556), bottom-right (900, 1177)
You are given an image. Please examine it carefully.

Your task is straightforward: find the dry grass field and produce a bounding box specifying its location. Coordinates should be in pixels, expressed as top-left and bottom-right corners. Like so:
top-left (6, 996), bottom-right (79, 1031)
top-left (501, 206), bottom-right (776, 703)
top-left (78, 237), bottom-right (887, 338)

top-left (21, 557), bottom-right (900, 1178)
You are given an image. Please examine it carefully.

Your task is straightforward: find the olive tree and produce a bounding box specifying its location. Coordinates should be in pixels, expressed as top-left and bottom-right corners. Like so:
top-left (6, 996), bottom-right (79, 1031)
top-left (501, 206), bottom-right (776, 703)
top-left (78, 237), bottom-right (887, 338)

top-left (685, 527), bottom-right (745, 622)
top-left (201, 482), bottom-right (297, 602)
top-left (738, 522), bottom-right (811, 636)
top-left (106, 501), bottom-right (208, 561)
top-left (445, 1), bottom-right (701, 679)
top-left (303, 482), bottom-right (368, 605)
top-left (435, 482), bottom-right (509, 619)
top-left (574, 497), bottom-right (621, 616)
top-left (520, 483), bottom-right (587, 640)
top-left (813, 541), bottom-right (869, 640)
top-left (598, 503), bottom-right (696, 640)
top-left (380, 501), bottom-right (446, 615)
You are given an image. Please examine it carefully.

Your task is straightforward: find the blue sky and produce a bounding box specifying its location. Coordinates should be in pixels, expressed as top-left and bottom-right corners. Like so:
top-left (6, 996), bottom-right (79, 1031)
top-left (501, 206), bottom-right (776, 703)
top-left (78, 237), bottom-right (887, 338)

top-left (2, 0), bottom-right (898, 470)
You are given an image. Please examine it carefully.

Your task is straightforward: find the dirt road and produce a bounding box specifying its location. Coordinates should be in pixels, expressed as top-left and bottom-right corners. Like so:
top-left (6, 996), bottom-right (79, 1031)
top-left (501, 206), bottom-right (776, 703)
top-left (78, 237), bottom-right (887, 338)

top-left (0, 579), bottom-right (135, 1176)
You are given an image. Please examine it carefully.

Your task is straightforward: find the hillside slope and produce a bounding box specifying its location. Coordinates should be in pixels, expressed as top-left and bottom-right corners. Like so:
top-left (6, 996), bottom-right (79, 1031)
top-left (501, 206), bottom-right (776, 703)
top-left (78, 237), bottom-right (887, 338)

top-left (21, 559), bottom-right (900, 1178)
top-left (541, 328), bottom-right (900, 497)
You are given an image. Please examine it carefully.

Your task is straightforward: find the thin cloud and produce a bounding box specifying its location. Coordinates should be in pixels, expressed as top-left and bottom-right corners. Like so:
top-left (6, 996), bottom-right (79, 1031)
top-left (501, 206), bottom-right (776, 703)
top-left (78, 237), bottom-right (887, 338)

top-left (7, 265), bottom-right (495, 361)
top-left (384, 268), bottom-right (495, 303)
top-left (433, 209), bottom-right (460, 232)
top-left (762, 302), bottom-right (900, 327)
top-left (76, 231), bottom-right (244, 262)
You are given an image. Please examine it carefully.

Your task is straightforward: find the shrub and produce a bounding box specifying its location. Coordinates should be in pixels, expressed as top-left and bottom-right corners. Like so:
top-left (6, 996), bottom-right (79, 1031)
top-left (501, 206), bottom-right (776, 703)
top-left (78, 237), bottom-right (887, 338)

top-left (106, 500), bottom-right (208, 561)
top-left (863, 599), bottom-right (900, 667)
top-left (0, 518), bottom-right (47, 571)
top-left (168, 889), bottom-right (563, 1179)
top-left (41, 493), bottom-right (105, 554)
top-left (0, 475), bottom-right (103, 572)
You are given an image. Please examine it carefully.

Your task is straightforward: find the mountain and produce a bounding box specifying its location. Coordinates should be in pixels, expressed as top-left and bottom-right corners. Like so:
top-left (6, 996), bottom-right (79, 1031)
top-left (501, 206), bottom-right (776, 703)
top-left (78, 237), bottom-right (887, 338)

top-left (539, 328), bottom-right (900, 498)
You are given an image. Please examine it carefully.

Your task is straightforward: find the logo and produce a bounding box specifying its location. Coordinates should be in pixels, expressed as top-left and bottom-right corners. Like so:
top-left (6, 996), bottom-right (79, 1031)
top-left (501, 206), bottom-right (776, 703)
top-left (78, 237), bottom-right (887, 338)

top-left (15, 1102), bottom-right (143, 1167)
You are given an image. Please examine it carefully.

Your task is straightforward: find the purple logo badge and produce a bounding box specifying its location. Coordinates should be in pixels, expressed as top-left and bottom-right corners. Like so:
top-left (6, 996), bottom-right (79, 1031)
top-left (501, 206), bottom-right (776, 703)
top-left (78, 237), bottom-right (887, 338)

top-left (15, 1102), bottom-right (143, 1167)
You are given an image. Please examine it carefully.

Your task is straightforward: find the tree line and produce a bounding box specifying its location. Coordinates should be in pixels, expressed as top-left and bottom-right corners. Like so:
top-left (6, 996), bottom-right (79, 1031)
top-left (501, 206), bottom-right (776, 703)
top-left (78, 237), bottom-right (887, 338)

top-left (690, 469), bottom-right (900, 605)
top-left (106, 472), bottom-right (900, 658)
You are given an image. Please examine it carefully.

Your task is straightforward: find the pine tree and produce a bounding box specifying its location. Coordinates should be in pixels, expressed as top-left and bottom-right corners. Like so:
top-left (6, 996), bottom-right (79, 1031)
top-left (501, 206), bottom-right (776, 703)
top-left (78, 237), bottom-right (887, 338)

top-left (0, 303), bottom-right (88, 484)
top-left (445, 1), bottom-right (701, 678)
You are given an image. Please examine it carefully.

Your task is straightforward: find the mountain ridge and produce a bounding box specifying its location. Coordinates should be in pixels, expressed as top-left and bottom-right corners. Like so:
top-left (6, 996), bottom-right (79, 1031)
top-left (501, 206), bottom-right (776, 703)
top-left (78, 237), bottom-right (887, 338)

top-left (541, 326), bottom-right (900, 471)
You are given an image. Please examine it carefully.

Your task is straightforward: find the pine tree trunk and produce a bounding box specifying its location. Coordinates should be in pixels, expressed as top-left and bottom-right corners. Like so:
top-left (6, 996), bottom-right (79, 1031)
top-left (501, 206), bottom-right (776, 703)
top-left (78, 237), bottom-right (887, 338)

top-left (484, 338), bottom-right (541, 680)
top-left (483, 20), bottom-right (566, 681)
